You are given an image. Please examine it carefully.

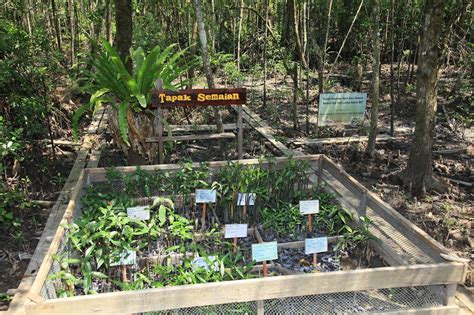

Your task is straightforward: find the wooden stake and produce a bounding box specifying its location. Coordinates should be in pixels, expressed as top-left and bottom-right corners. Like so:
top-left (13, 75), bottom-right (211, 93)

top-left (201, 203), bottom-right (207, 230)
top-left (233, 237), bottom-right (238, 253)
top-left (243, 204), bottom-right (247, 221)
top-left (313, 253), bottom-right (318, 269)
top-left (237, 104), bottom-right (243, 159)
top-left (308, 214), bottom-right (312, 232)
top-left (121, 265), bottom-right (127, 282)
top-left (157, 107), bottom-right (164, 164)
top-left (263, 261), bottom-right (268, 277)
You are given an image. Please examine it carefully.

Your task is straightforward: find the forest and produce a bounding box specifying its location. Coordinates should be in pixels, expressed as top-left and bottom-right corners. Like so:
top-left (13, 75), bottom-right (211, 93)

top-left (0, 0), bottom-right (472, 313)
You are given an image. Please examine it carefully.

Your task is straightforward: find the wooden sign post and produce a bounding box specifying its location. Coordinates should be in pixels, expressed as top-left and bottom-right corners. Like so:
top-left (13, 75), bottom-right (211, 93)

top-left (110, 250), bottom-right (137, 282)
top-left (149, 88), bottom-right (247, 162)
top-left (224, 224), bottom-right (248, 253)
top-left (252, 242), bottom-right (278, 277)
top-left (305, 237), bottom-right (328, 270)
top-left (299, 200), bottom-right (320, 233)
top-left (195, 189), bottom-right (217, 231)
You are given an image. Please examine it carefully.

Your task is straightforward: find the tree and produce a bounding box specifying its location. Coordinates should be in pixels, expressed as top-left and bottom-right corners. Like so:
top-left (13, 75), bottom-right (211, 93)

top-left (401, 0), bottom-right (444, 196)
top-left (193, 0), bottom-right (224, 133)
top-left (115, 0), bottom-right (133, 72)
top-left (366, 0), bottom-right (381, 155)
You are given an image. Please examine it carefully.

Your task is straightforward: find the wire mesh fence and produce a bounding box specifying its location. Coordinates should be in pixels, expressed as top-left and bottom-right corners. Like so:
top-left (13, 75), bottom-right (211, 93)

top-left (37, 158), bottom-right (449, 314)
top-left (133, 285), bottom-right (445, 314)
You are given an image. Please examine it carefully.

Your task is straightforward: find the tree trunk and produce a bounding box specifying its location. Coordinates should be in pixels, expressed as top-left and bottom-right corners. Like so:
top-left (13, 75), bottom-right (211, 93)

top-left (68, 0), bottom-right (75, 67)
top-left (114, 0), bottom-right (132, 72)
top-left (290, 0), bottom-right (308, 68)
top-left (236, 0), bottom-right (244, 71)
top-left (389, 0), bottom-right (395, 136)
top-left (366, 0), bottom-right (381, 155)
top-left (51, 0), bottom-right (62, 52)
top-left (193, 0), bottom-right (224, 133)
top-left (108, 108), bottom-right (158, 164)
top-left (401, 0), bottom-right (444, 196)
top-left (23, 0), bottom-right (32, 35)
top-left (320, 0), bottom-right (333, 95)
top-left (105, 0), bottom-right (112, 43)
top-left (292, 63), bottom-right (299, 130)
top-left (187, 21), bottom-right (198, 88)
top-left (263, 0), bottom-right (268, 107)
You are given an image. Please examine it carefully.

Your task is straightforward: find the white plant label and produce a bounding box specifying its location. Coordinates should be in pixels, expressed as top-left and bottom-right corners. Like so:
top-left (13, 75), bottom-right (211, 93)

top-left (126, 206), bottom-right (150, 221)
top-left (299, 200), bottom-right (320, 215)
top-left (224, 224), bottom-right (248, 238)
top-left (305, 237), bottom-right (328, 255)
top-left (191, 256), bottom-right (219, 272)
top-left (195, 189), bottom-right (217, 203)
top-left (110, 250), bottom-right (137, 266)
top-left (237, 193), bottom-right (256, 206)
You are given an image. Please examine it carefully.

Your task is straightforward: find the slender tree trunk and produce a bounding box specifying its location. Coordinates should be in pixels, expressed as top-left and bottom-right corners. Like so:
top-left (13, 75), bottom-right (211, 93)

top-left (402, 0), bottom-right (444, 196)
top-left (193, 0), bottom-right (224, 133)
top-left (115, 0), bottom-right (133, 72)
top-left (24, 0), bottom-right (32, 35)
top-left (236, 0), bottom-right (244, 71)
top-left (105, 0), bottom-right (112, 43)
top-left (320, 0), bottom-right (333, 94)
top-left (329, 0), bottom-right (364, 75)
top-left (389, 0), bottom-right (395, 136)
top-left (211, 0), bottom-right (216, 52)
top-left (263, 0), bottom-right (268, 108)
top-left (291, 0), bottom-right (308, 68)
top-left (51, 0), bottom-right (62, 52)
top-left (74, 1), bottom-right (79, 58)
top-left (292, 64), bottom-right (299, 130)
top-left (68, 0), bottom-right (75, 67)
top-left (187, 21), bottom-right (198, 88)
top-left (366, 0), bottom-right (381, 155)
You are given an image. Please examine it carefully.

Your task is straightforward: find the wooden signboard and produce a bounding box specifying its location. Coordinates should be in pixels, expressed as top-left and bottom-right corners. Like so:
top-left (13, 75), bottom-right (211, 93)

top-left (150, 88), bottom-right (246, 108)
top-left (149, 87), bottom-right (246, 163)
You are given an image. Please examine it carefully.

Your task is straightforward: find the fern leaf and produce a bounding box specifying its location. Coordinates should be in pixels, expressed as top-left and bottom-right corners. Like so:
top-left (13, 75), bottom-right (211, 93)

top-left (72, 103), bottom-right (92, 142)
top-left (118, 101), bottom-right (130, 146)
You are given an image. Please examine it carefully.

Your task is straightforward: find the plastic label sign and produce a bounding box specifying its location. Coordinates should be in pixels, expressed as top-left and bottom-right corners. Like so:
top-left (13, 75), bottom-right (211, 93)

top-left (305, 237), bottom-right (328, 255)
top-left (110, 250), bottom-right (137, 266)
top-left (299, 200), bottom-right (320, 215)
top-left (252, 242), bottom-right (278, 262)
top-left (191, 256), bottom-right (219, 272)
top-left (195, 189), bottom-right (217, 203)
top-left (126, 206), bottom-right (150, 221)
top-left (224, 224), bottom-right (248, 238)
top-left (237, 193), bottom-right (256, 206)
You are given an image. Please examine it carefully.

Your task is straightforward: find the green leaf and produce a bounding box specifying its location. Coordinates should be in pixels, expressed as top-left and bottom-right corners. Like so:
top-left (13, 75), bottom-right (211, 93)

top-left (91, 271), bottom-right (108, 279)
top-left (72, 103), bottom-right (91, 142)
top-left (118, 101), bottom-right (130, 146)
top-left (135, 94), bottom-right (147, 108)
top-left (158, 205), bottom-right (166, 226)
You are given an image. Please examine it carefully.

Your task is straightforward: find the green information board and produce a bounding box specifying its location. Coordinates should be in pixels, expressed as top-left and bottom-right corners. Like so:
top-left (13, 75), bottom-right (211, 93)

top-left (318, 93), bottom-right (367, 126)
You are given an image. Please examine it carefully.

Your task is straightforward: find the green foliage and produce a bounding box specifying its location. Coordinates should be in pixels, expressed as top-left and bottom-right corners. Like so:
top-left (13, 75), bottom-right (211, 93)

top-left (53, 159), bottom-right (379, 296)
top-left (262, 203), bottom-right (301, 239)
top-left (73, 40), bottom-right (193, 144)
top-left (0, 115), bottom-right (23, 174)
top-left (0, 184), bottom-right (30, 231)
top-left (335, 216), bottom-right (376, 252)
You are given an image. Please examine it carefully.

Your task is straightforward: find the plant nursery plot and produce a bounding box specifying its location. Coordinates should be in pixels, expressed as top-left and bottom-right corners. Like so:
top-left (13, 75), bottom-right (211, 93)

top-left (45, 157), bottom-right (382, 297)
top-left (28, 156), bottom-right (466, 315)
